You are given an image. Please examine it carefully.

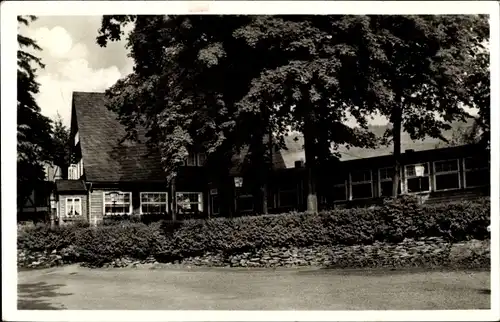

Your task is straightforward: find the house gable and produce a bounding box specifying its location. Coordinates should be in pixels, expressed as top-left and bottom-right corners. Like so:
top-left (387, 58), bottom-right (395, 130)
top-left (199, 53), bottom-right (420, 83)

top-left (72, 91), bottom-right (165, 182)
top-left (71, 91), bottom-right (288, 183)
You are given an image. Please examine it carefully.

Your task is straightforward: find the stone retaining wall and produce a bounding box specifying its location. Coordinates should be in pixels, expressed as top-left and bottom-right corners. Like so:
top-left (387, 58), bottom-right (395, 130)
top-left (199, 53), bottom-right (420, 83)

top-left (181, 237), bottom-right (490, 269)
top-left (18, 237), bottom-right (490, 269)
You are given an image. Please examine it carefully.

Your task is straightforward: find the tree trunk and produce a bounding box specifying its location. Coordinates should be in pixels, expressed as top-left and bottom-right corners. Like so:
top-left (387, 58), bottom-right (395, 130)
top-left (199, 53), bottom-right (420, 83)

top-left (267, 130), bottom-right (274, 210)
top-left (392, 102), bottom-right (403, 198)
top-left (222, 175), bottom-right (235, 218)
top-left (304, 126), bottom-right (318, 213)
top-left (259, 185), bottom-right (268, 215)
top-left (171, 177), bottom-right (177, 221)
top-left (252, 148), bottom-right (268, 215)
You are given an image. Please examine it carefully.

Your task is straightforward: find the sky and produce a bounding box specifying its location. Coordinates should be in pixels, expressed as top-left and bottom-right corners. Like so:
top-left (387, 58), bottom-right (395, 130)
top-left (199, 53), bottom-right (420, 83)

top-left (19, 15), bottom-right (393, 129)
top-left (19, 16), bottom-right (134, 127)
top-left (19, 15), bottom-right (480, 129)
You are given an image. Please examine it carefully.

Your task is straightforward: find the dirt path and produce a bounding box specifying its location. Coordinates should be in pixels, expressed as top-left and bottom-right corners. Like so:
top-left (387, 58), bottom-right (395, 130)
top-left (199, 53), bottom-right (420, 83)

top-left (18, 265), bottom-right (490, 310)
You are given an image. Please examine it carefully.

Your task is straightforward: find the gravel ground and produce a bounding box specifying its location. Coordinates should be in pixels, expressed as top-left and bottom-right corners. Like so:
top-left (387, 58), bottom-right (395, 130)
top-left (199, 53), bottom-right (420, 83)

top-left (17, 265), bottom-right (490, 310)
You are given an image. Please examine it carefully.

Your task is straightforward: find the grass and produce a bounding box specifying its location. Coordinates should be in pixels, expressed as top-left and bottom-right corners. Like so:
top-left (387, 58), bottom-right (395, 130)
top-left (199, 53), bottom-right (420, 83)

top-left (18, 265), bottom-right (490, 310)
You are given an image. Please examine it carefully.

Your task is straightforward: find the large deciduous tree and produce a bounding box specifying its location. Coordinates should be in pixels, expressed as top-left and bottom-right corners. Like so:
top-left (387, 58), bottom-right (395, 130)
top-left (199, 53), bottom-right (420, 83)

top-left (347, 15), bottom-right (489, 196)
top-left (97, 15), bottom-right (378, 214)
top-left (17, 16), bottom-right (53, 208)
top-left (463, 41), bottom-right (490, 149)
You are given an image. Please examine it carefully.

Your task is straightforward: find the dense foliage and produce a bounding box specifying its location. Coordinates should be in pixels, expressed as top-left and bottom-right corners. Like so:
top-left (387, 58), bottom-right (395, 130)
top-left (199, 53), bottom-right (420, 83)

top-left (96, 15), bottom-right (490, 212)
top-left (17, 16), bottom-right (54, 206)
top-left (18, 198), bottom-right (490, 266)
top-left (51, 113), bottom-right (71, 177)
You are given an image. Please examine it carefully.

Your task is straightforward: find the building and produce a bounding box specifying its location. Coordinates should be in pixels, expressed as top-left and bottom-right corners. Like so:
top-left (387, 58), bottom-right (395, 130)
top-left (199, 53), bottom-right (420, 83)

top-left (18, 163), bottom-right (62, 223)
top-left (52, 91), bottom-right (490, 225)
top-left (53, 92), bottom-right (288, 225)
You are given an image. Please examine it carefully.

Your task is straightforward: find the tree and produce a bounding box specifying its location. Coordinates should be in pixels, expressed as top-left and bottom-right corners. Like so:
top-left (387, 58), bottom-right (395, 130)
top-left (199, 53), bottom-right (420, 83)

top-left (463, 41), bottom-right (490, 149)
top-left (233, 16), bottom-right (380, 212)
top-left (97, 15), bottom-right (378, 214)
top-left (98, 15), bottom-right (261, 217)
top-left (51, 113), bottom-right (71, 178)
top-left (344, 15), bottom-right (489, 197)
top-left (17, 16), bottom-right (53, 208)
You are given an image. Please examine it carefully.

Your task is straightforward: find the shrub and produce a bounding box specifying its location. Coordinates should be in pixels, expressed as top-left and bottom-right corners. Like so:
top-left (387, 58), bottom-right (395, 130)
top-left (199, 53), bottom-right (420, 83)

top-left (17, 222), bottom-right (84, 252)
top-left (18, 198), bottom-right (490, 266)
top-left (73, 222), bottom-right (165, 267)
top-left (159, 197), bottom-right (490, 258)
top-left (101, 213), bottom-right (170, 225)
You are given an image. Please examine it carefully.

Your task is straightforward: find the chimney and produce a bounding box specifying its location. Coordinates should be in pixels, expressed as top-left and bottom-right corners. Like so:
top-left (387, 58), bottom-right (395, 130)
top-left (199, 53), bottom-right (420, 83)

top-left (294, 160), bottom-right (305, 168)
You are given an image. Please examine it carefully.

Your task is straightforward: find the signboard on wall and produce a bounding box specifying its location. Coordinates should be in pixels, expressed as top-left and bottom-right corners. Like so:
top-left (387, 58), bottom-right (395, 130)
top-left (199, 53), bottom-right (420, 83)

top-left (415, 164), bottom-right (425, 177)
top-left (234, 177), bottom-right (243, 188)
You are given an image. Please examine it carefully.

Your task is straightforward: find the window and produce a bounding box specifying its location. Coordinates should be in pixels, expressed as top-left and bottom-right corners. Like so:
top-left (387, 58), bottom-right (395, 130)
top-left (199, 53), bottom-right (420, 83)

top-left (140, 192), bottom-right (168, 214)
top-left (198, 152), bottom-right (207, 166)
top-left (277, 182), bottom-right (298, 208)
top-left (66, 197), bottom-right (81, 217)
top-left (211, 195), bottom-right (220, 215)
top-left (350, 169), bottom-right (373, 199)
top-left (464, 156), bottom-right (490, 188)
top-left (186, 151), bottom-right (197, 166)
top-left (404, 163), bottom-right (431, 193)
top-left (379, 167), bottom-right (401, 197)
top-left (235, 186), bottom-right (254, 212)
top-left (68, 160), bottom-right (83, 179)
top-left (434, 159), bottom-right (460, 191)
top-left (74, 131), bottom-right (79, 146)
top-left (333, 173), bottom-right (347, 201)
top-left (237, 194), bottom-right (254, 212)
top-left (183, 151), bottom-right (206, 167)
top-left (104, 191), bottom-right (132, 215)
top-left (176, 192), bottom-right (203, 214)
top-left (68, 164), bottom-right (77, 180)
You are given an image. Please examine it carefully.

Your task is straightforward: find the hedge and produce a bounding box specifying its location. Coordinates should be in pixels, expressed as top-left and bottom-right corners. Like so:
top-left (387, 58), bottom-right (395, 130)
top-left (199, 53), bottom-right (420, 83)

top-left (159, 196), bottom-right (490, 259)
top-left (17, 196), bottom-right (490, 267)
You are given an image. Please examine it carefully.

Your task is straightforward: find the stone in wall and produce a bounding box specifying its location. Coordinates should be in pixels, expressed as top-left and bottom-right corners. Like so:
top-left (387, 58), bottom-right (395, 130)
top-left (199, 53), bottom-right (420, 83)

top-left (17, 238), bottom-right (490, 270)
top-left (178, 237), bottom-right (490, 269)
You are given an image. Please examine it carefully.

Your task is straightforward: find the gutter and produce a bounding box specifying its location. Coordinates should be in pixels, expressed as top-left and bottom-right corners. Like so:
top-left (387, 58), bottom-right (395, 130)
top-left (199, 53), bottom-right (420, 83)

top-left (88, 182), bottom-right (93, 225)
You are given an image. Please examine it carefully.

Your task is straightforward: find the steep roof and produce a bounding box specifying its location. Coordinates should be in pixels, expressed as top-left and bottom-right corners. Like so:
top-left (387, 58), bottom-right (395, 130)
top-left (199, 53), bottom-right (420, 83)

top-left (73, 92), bottom-right (166, 182)
top-left (55, 180), bottom-right (87, 193)
top-left (72, 91), bottom-right (286, 182)
top-left (230, 143), bottom-right (287, 176)
top-left (280, 132), bottom-right (460, 166)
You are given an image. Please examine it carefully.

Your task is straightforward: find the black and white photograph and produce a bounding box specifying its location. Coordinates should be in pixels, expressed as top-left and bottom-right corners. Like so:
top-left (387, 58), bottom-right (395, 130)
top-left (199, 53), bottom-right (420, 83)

top-left (2, 1), bottom-right (499, 321)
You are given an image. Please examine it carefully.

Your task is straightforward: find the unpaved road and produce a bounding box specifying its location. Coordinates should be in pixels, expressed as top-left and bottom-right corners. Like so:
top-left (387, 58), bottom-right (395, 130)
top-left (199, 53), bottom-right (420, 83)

top-left (18, 265), bottom-right (490, 310)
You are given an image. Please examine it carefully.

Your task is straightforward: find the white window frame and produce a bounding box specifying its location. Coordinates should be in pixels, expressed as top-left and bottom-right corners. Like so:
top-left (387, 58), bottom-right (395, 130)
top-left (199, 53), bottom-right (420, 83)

top-left (333, 178), bottom-right (348, 202)
top-left (176, 192), bottom-right (203, 213)
top-left (404, 162), bottom-right (431, 194)
top-left (183, 150), bottom-right (206, 167)
top-left (68, 164), bottom-right (77, 180)
top-left (378, 167), bottom-right (402, 197)
top-left (103, 191), bottom-right (132, 216)
top-left (463, 157), bottom-right (489, 188)
top-left (65, 197), bottom-right (82, 217)
top-left (349, 169), bottom-right (373, 200)
top-left (433, 159), bottom-right (461, 192)
top-left (139, 192), bottom-right (168, 214)
top-left (277, 184), bottom-right (298, 208)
